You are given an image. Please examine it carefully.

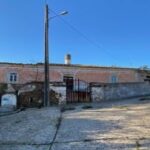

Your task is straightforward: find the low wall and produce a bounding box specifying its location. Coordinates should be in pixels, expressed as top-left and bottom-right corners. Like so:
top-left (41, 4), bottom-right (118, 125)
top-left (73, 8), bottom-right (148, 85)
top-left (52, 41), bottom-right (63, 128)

top-left (50, 82), bottom-right (66, 105)
top-left (91, 82), bottom-right (150, 102)
top-left (17, 82), bottom-right (66, 107)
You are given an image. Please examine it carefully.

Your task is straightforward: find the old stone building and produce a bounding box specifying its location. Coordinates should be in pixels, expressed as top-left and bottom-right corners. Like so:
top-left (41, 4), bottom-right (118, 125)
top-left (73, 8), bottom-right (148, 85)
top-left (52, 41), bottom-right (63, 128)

top-left (0, 62), bottom-right (147, 85)
top-left (0, 55), bottom-right (150, 106)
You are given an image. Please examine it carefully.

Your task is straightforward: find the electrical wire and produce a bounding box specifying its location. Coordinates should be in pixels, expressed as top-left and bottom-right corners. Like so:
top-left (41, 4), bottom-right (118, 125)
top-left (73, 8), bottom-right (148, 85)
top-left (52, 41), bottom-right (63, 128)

top-left (50, 9), bottom-right (139, 72)
top-left (49, 8), bottom-right (131, 65)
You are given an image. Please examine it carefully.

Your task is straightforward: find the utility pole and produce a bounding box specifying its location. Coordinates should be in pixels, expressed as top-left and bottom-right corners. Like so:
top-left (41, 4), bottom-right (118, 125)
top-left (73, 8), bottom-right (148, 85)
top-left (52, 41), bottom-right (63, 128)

top-left (44, 4), bottom-right (50, 107)
top-left (43, 4), bottom-right (68, 107)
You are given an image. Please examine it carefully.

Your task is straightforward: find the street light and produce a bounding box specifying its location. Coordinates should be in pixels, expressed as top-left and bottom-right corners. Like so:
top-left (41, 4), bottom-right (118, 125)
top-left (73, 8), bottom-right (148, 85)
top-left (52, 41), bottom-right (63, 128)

top-left (60, 11), bottom-right (68, 16)
top-left (44, 4), bottom-right (68, 107)
top-left (50, 11), bottom-right (68, 19)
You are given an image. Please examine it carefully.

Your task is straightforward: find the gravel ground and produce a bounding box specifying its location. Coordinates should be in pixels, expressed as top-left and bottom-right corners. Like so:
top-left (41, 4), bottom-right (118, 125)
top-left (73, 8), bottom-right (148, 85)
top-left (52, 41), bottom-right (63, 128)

top-left (53, 98), bottom-right (150, 150)
top-left (0, 98), bottom-right (150, 150)
top-left (0, 107), bottom-right (60, 150)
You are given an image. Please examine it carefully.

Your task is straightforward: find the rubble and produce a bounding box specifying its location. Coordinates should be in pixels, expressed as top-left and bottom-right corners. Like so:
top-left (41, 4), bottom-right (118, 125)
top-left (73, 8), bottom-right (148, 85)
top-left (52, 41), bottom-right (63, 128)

top-left (18, 82), bottom-right (59, 107)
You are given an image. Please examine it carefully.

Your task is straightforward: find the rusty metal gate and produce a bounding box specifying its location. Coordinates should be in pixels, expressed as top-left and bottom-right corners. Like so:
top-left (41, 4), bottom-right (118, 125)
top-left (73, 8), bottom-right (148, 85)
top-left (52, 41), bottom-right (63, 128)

top-left (64, 78), bottom-right (91, 103)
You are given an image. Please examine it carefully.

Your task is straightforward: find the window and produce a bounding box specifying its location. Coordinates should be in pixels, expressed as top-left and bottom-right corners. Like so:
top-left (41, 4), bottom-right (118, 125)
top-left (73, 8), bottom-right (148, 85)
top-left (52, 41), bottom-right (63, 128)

top-left (111, 75), bottom-right (117, 83)
top-left (9, 73), bottom-right (17, 82)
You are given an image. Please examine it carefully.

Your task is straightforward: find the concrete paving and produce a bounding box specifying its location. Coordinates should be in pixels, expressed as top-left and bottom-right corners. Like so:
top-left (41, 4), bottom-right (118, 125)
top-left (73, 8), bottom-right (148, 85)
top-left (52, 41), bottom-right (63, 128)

top-left (0, 98), bottom-right (150, 150)
top-left (52, 139), bottom-right (150, 150)
top-left (53, 98), bottom-right (150, 150)
top-left (0, 107), bottom-right (60, 150)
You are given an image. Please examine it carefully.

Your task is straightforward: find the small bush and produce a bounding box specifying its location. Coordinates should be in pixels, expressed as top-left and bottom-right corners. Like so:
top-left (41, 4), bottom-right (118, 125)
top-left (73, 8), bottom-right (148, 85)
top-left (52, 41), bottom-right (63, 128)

top-left (0, 84), bottom-right (7, 93)
top-left (82, 105), bottom-right (93, 109)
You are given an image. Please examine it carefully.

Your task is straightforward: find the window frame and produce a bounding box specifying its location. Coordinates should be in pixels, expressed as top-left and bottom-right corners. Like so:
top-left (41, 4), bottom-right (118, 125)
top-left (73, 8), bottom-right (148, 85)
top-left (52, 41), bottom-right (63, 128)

top-left (7, 72), bottom-right (18, 83)
top-left (111, 75), bottom-right (118, 83)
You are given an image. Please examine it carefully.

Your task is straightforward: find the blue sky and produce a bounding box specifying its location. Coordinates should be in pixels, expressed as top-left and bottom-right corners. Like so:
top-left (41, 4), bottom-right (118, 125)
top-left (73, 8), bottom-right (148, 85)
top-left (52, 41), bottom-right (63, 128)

top-left (0, 0), bottom-right (150, 68)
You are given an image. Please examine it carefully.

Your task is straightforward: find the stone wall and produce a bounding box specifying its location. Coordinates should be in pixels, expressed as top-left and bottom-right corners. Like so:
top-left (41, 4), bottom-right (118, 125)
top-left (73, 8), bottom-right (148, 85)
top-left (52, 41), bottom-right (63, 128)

top-left (5, 81), bottom-right (66, 107)
top-left (50, 82), bottom-right (66, 105)
top-left (91, 82), bottom-right (150, 102)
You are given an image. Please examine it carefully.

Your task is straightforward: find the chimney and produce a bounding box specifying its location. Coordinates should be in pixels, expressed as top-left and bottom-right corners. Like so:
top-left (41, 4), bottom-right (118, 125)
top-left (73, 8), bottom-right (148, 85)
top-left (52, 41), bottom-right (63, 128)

top-left (65, 54), bottom-right (71, 65)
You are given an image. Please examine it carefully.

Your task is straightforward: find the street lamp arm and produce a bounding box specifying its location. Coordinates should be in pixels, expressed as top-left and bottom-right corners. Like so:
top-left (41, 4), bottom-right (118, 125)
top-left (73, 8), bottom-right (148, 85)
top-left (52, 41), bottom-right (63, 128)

top-left (49, 11), bottom-right (68, 20)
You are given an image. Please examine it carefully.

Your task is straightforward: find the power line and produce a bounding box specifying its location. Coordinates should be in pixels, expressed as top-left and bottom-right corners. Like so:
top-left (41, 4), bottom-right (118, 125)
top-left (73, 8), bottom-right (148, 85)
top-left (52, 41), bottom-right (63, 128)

top-left (49, 8), bottom-right (127, 65)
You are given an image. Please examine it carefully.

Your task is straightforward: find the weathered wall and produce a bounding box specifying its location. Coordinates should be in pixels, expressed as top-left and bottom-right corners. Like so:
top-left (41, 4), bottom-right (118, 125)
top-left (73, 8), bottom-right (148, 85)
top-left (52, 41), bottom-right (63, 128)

top-left (92, 82), bottom-right (150, 102)
top-left (0, 64), bottom-right (62, 84)
top-left (75, 69), bottom-right (140, 83)
top-left (50, 82), bottom-right (66, 105)
top-left (0, 63), bottom-right (145, 84)
top-left (18, 82), bottom-right (66, 106)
